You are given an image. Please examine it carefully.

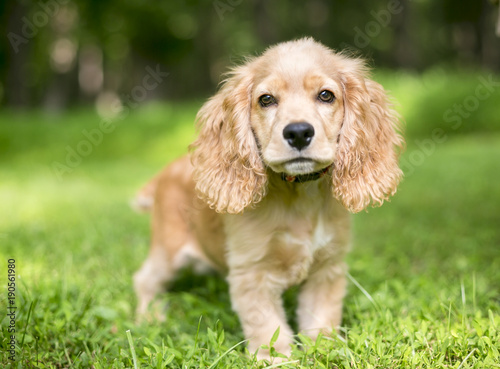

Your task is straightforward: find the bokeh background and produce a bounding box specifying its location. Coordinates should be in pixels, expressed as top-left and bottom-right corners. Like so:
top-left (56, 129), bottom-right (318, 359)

top-left (1, 0), bottom-right (500, 367)
top-left (2, 0), bottom-right (500, 110)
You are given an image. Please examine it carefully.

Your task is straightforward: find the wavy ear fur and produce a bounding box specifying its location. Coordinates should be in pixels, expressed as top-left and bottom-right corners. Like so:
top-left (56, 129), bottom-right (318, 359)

top-left (333, 59), bottom-right (404, 213)
top-left (190, 65), bottom-right (267, 214)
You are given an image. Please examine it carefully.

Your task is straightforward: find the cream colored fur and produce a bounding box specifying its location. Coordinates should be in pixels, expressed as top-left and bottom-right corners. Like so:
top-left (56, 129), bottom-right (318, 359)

top-left (133, 38), bottom-right (404, 360)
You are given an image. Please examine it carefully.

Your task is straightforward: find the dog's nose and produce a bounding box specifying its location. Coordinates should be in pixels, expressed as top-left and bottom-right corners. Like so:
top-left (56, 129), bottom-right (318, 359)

top-left (283, 122), bottom-right (315, 151)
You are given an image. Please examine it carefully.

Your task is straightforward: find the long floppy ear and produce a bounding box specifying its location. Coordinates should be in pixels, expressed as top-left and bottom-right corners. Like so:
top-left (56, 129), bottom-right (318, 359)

top-left (190, 65), bottom-right (267, 214)
top-left (333, 59), bottom-right (404, 213)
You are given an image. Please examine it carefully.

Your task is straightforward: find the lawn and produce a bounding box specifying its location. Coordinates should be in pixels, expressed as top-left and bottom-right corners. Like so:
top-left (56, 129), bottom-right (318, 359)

top-left (0, 71), bottom-right (499, 368)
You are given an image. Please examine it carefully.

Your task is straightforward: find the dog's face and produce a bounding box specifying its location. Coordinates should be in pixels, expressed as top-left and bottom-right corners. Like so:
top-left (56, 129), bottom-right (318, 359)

top-left (192, 38), bottom-right (404, 214)
top-left (250, 47), bottom-right (345, 176)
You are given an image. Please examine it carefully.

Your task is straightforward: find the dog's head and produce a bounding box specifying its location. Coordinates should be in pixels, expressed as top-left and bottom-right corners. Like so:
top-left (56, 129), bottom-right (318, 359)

top-left (191, 38), bottom-right (404, 214)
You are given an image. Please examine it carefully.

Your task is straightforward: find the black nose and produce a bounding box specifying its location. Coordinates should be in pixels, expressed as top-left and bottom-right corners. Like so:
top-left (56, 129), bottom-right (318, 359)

top-left (283, 122), bottom-right (315, 151)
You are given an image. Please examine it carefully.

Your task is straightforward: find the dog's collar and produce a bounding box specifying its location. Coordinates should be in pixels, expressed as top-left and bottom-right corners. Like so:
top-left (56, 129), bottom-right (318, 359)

top-left (281, 165), bottom-right (332, 183)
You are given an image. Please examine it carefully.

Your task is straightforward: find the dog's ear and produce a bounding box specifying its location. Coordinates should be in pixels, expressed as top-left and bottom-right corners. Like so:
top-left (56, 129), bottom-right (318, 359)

top-left (333, 59), bottom-right (404, 213)
top-left (190, 65), bottom-right (267, 214)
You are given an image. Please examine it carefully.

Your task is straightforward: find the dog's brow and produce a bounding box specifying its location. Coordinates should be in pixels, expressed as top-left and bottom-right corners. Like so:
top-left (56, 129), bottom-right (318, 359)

top-left (303, 74), bottom-right (326, 90)
top-left (256, 76), bottom-right (289, 96)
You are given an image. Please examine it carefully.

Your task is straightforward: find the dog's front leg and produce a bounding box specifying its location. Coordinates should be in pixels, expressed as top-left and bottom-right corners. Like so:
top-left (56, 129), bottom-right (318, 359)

top-left (296, 261), bottom-right (347, 339)
top-left (227, 268), bottom-right (293, 359)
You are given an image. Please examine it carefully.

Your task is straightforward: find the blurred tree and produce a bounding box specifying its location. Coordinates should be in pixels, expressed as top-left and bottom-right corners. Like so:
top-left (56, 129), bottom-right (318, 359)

top-left (3, 0), bottom-right (32, 107)
top-left (1, 0), bottom-right (499, 110)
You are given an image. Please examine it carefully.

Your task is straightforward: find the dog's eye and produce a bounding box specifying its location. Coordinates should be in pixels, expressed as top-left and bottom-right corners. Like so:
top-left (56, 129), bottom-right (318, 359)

top-left (258, 94), bottom-right (277, 107)
top-left (318, 90), bottom-right (335, 103)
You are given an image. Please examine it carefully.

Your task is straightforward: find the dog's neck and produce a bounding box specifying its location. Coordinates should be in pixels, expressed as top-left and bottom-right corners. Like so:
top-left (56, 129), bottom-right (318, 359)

top-left (264, 166), bottom-right (333, 199)
top-left (260, 167), bottom-right (334, 214)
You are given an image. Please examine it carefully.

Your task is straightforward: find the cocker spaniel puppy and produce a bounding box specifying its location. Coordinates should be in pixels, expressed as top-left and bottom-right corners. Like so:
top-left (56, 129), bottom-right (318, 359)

top-left (133, 38), bottom-right (404, 359)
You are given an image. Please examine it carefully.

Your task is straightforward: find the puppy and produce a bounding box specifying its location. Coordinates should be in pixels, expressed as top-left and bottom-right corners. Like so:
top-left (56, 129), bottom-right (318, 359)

top-left (133, 37), bottom-right (404, 359)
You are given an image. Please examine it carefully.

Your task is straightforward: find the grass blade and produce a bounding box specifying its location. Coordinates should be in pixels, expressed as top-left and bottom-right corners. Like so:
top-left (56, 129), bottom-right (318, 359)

top-left (207, 339), bottom-right (248, 369)
top-left (21, 300), bottom-right (36, 348)
top-left (126, 330), bottom-right (139, 369)
top-left (262, 360), bottom-right (300, 368)
top-left (346, 272), bottom-right (380, 311)
top-left (457, 348), bottom-right (476, 369)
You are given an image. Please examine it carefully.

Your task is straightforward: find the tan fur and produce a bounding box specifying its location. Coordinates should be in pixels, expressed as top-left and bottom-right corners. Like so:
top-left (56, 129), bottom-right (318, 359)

top-left (133, 38), bottom-right (404, 360)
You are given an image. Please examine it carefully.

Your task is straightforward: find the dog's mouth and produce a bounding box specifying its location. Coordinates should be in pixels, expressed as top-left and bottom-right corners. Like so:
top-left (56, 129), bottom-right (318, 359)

top-left (279, 159), bottom-right (332, 183)
top-left (281, 158), bottom-right (332, 175)
top-left (265, 158), bottom-right (332, 184)
top-left (282, 158), bottom-right (317, 174)
top-left (266, 154), bottom-right (333, 180)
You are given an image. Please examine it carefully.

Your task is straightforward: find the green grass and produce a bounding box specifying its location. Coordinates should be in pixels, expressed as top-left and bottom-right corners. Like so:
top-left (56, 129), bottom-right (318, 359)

top-left (1, 71), bottom-right (500, 368)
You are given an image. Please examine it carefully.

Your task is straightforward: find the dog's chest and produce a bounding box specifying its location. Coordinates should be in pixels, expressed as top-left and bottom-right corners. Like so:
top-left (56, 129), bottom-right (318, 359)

top-left (270, 212), bottom-right (335, 285)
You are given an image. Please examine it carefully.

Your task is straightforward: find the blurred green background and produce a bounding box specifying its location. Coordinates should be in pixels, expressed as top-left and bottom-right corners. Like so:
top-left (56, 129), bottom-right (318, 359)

top-left (1, 0), bottom-right (500, 109)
